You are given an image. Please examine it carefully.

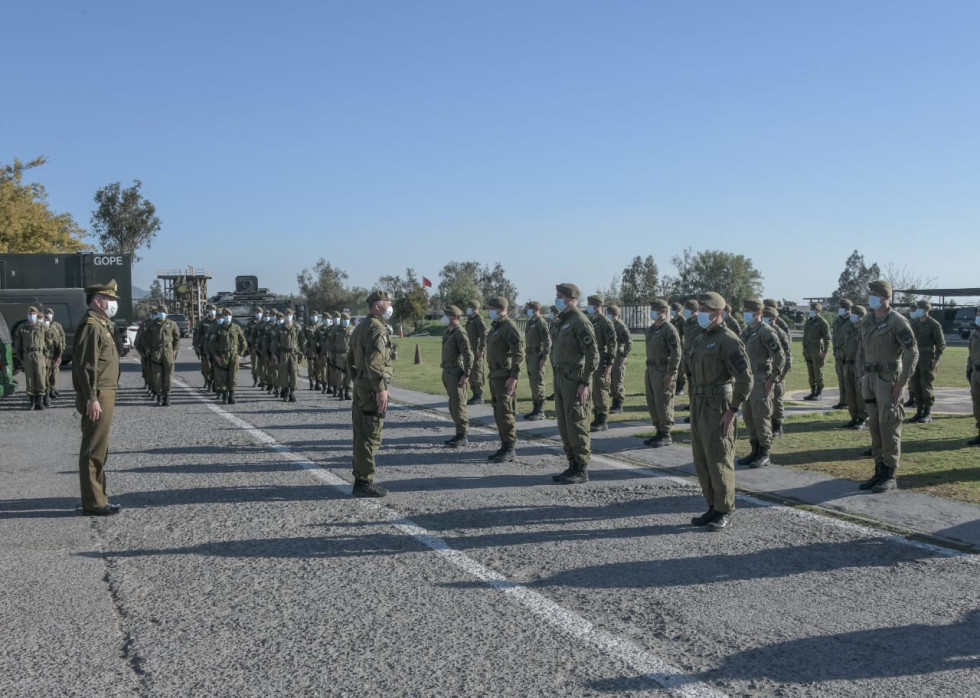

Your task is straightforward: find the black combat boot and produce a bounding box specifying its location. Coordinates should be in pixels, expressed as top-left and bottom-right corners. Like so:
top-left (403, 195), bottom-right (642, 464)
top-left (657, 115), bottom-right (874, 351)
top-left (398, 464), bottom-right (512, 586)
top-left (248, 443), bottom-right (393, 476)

top-left (832, 400), bottom-right (847, 410)
top-left (707, 511), bottom-right (732, 531)
top-left (490, 443), bottom-right (516, 463)
top-left (352, 479), bottom-right (388, 498)
top-left (487, 444), bottom-right (506, 461)
top-left (750, 448), bottom-right (771, 468)
top-left (908, 407), bottom-right (923, 423)
top-left (155, 393), bottom-right (162, 405)
top-left (266, 384), bottom-right (274, 393)
top-left (803, 389), bottom-right (817, 401)
top-left (590, 414), bottom-right (608, 432)
top-left (227, 391), bottom-right (236, 405)
top-left (545, 393), bottom-right (554, 401)
top-left (272, 387), bottom-right (280, 398)
top-left (41, 393), bottom-right (50, 408)
top-left (851, 418), bottom-right (867, 430)
top-left (691, 506), bottom-right (716, 526)
top-left (337, 389), bottom-right (345, 401)
top-left (27, 395), bottom-right (36, 410)
top-left (327, 386), bottom-right (334, 395)
top-left (467, 393), bottom-right (484, 406)
top-left (444, 433), bottom-right (468, 448)
top-left (918, 407), bottom-right (932, 424)
top-left (308, 380), bottom-right (314, 390)
top-left (609, 400), bottom-right (623, 414)
top-left (859, 461), bottom-right (884, 490)
top-left (288, 389), bottom-right (297, 403)
top-left (552, 459), bottom-right (576, 482)
top-left (814, 387), bottom-right (823, 398)
top-left (221, 391), bottom-right (228, 404)
top-left (861, 447), bottom-right (873, 457)
top-left (841, 418), bottom-right (858, 428)
top-left (523, 401), bottom-right (544, 421)
top-left (771, 420), bottom-right (783, 437)
top-left (344, 389), bottom-right (351, 400)
top-left (903, 396), bottom-right (916, 408)
top-left (871, 465), bottom-right (897, 493)
top-left (281, 389), bottom-right (289, 402)
top-left (967, 430), bottom-right (980, 446)
top-left (252, 377), bottom-right (258, 387)
top-left (162, 394), bottom-right (170, 406)
top-left (737, 442), bottom-right (760, 466)
top-left (558, 459), bottom-right (588, 484)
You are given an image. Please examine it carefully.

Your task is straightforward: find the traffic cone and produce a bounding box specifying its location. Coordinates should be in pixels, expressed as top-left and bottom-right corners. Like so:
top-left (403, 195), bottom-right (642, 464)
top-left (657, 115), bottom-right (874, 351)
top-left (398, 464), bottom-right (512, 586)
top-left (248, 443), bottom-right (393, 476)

top-left (414, 343), bottom-right (422, 364)
top-left (399, 324), bottom-right (404, 338)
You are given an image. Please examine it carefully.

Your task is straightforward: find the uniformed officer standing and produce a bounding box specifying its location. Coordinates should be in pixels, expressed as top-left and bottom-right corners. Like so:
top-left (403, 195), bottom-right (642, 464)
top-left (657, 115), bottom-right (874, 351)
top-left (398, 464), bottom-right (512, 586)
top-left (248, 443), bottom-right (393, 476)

top-left (643, 299), bottom-right (680, 447)
top-left (907, 299), bottom-right (946, 423)
top-left (314, 315), bottom-right (333, 393)
top-left (133, 309), bottom-right (152, 391)
top-left (608, 305), bottom-right (633, 414)
top-left (840, 305), bottom-right (868, 429)
top-left (245, 306), bottom-right (264, 387)
top-left (736, 299), bottom-right (785, 468)
top-left (723, 304), bottom-right (741, 334)
top-left (193, 306), bottom-right (218, 390)
top-left (208, 308), bottom-right (248, 404)
top-left (43, 307), bottom-right (66, 399)
top-left (302, 311), bottom-right (322, 390)
top-left (484, 297), bottom-right (525, 463)
top-left (323, 313), bottom-right (338, 395)
top-left (684, 292), bottom-right (752, 531)
top-left (856, 280), bottom-right (919, 493)
top-left (550, 283), bottom-right (599, 484)
top-left (522, 301), bottom-right (551, 421)
top-left (347, 290), bottom-right (394, 497)
top-left (670, 302), bottom-right (687, 396)
top-left (967, 308), bottom-right (980, 446)
top-left (831, 299), bottom-right (854, 409)
top-left (72, 281), bottom-right (122, 516)
top-left (679, 298), bottom-right (703, 418)
top-left (331, 312), bottom-right (354, 400)
top-left (587, 294), bottom-right (617, 432)
top-left (440, 305), bottom-right (473, 447)
top-left (763, 299), bottom-right (793, 435)
top-left (465, 300), bottom-right (488, 405)
top-left (272, 308), bottom-right (302, 402)
top-left (802, 302), bottom-right (831, 400)
top-left (14, 306), bottom-right (52, 410)
top-left (147, 304), bottom-right (180, 406)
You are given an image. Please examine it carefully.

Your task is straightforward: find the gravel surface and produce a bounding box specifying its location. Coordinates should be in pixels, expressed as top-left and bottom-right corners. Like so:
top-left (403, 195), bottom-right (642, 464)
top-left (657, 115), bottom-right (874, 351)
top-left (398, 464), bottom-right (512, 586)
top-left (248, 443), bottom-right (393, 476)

top-left (2, 341), bottom-right (978, 696)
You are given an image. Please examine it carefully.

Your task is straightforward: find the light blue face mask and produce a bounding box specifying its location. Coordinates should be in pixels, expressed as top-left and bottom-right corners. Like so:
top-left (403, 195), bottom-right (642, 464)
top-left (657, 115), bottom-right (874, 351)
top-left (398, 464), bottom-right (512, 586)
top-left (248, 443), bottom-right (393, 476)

top-left (850, 314), bottom-right (860, 324)
top-left (466, 308), bottom-right (474, 316)
top-left (342, 319), bottom-right (350, 327)
top-left (159, 313), bottom-right (168, 321)
top-left (554, 298), bottom-right (567, 311)
top-left (697, 311), bottom-right (712, 329)
top-left (838, 308), bottom-right (847, 317)
top-left (277, 318), bottom-right (284, 325)
top-left (311, 316), bottom-right (320, 323)
top-left (743, 311), bottom-right (756, 325)
top-left (683, 309), bottom-right (693, 320)
top-left (974, 315), bottom-right (980, 327)
top-left (547, 312), bottom-right (555, 320)
top-left (586, 306), bottom-right (596, 316)
top-left (27, 313), bottom-right (37, 323)
top-left (868, 295), bottom-right (882, 310)
top-left (762, 317), bottom-right (772, 325)
top-left (488, 309), bottom-right (500, 321)
top-left (649, 310), bottom-right (659, 321)
top-left (526, 309), bottom-right (535, 318)
top-left (808, 310), bottom-right (817, 318)
top-left (264, 316), bottom-right (271, 323)
top-left (910, 309), bottom-right (924, 319)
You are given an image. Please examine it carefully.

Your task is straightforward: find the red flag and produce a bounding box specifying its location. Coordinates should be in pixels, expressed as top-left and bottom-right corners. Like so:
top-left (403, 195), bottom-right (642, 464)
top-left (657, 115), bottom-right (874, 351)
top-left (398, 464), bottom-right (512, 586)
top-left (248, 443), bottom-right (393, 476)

top-left (422, 276), bottom-right (432, 288)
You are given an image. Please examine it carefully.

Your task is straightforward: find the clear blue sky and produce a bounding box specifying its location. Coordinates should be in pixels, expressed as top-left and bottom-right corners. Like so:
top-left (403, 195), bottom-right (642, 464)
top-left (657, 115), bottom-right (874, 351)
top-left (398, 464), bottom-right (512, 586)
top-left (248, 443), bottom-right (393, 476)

top-left (6, 0), bottom-right (979, 305)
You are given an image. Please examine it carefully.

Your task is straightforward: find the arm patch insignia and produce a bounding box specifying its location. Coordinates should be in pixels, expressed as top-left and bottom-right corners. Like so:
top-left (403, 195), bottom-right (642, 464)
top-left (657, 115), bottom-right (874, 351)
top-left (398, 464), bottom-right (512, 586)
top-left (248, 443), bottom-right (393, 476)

top-left (898, 328), bottom-right (915, 347)
top-left (729, 349), bottom-right (748, 372)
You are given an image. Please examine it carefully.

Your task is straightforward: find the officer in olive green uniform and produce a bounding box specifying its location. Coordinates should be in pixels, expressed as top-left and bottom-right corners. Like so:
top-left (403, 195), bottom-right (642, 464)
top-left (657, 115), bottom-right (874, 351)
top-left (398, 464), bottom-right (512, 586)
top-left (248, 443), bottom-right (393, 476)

top-left (245, 307), bottom-right (264, 387)
top-left (267, 312), bottom-right (285, 396)
top-left (484, 297), bottom-right (525, 463)
top-left (723, 304), bottom-right (741, 334)
top-left (314, 315), bottom-right (333, 393)
top-left (465, 300), bottom-right (488, 405)
top-left (14, 306), bottom-right (53, 410)
top-left (763, 299), bottom-right (793, 435)
top-left (440, 305), bottom-right (473, 447)
top-left (193, 306), bottom-right (218, 390)
top-left (43, 307), bottom-right (66, 399)
top-left (272, 308), bottom-right (302, 402)
top-left (331, 312), bottom-right (354, 400)
top-left (587, 294), bottom-right (617, 432)
top-left (670, 302), bottom-right (687, 396)
top-left (257, 311), bottom-right (274, 391)
top-left (736, 299), bottom-right (786, 468)
top-left (322, 313), bottom-right (338, 395)
top-left (856, 280), bottom-right (919, 493)
top-left (684, 292), bottom-right (752, 531)
top-left (72, 281), bottom-right (122, 516)
top-left (134, 309), bottom-right (153, 392)
top-left (608, 305), bottom-right (633, 413)
top-left (831, 299), bottom-right (854, 409)
top-left (347, 290), bottom-right (394, 497)
top-left (967, 309), bottom-right (980, 446)
top-left (679, 298), bottom-right (703, 419)
top-left (302, 311), bottom-right (322, 390)
top-left (840, 305), bottom-right (868, 429)
top-left (523, 300), bottom-right (551, 420)
top-left (643, 298), bottom-right (680, 447)
top-left (907, 299), bottom-right (946, 423)
top-left (147, 304), bottom-right (181, 406)
top-left (550, 283), bottom-right (599, 484)
top-left (802, 301), bottom-right (831, 400)
top-left (208, 308), bottom-right (248, 404)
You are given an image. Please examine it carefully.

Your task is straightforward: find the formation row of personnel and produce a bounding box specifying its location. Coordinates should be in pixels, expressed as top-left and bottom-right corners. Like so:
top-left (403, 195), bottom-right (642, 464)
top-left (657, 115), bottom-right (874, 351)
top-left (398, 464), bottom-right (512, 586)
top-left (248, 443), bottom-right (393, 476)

top-left (11, 306), bottom-right (67, 410)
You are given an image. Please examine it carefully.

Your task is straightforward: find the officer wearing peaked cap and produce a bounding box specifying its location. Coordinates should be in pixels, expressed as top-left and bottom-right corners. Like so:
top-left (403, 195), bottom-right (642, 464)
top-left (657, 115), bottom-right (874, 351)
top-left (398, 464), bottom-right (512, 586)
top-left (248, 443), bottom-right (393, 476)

top-left (907, 298), bottom-right (945, 423)
top-left (465, 300), bottom-right (488, 405)
top-left (484, 297), bottom-right (524, 463)
top-left (440, 305), bottom-right (473, 447)
top-left (643, 298), bottom-right (681, 447)
top-left (523, 300), bottom-right (551, 421)
top-left (736, 298), bottom-right (785, 469)
top-left (586, 294), bottom-right (617, 432)
top-left (14, 304), bottom-right (53, 409)
top-left (831, 299), bottom-right (854, 409)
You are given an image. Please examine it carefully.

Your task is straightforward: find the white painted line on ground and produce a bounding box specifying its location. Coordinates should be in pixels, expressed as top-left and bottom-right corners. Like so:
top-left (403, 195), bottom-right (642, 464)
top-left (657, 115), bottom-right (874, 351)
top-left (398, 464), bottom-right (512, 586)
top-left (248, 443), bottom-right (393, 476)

top-left (172, 376), bottom-right (728, 698)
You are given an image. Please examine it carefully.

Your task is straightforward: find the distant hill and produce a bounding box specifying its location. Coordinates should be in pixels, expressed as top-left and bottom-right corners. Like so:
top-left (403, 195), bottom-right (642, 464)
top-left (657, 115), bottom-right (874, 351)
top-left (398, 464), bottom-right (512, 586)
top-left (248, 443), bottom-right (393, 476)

top-left (132, 286), bottom-right (148, 299)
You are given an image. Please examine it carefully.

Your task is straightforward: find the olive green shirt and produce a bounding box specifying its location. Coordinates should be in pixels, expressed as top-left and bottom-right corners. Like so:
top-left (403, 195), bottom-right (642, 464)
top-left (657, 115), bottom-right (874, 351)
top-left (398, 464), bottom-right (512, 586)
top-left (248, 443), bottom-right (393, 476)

top-left (13, 321), bottom-right (51, 359)
top-left (347, 315), bottom-right (393, 392)
top-left (208, 321), bottom-right (248, 358)
top-left (71, 309), bottom-right (120, 401)
top-left (147, 318), bottom-right (180, 355)
top-left (550, 306), bottom-right (599, 386)
top-left (441, 324), bottom-right (473, 373)
top-left (466, 312), bottom-right (488, 355)
top-left (802, 314), bottom-right (831, 356)
top-left (856, 309), bottom-right (919, 387)
top-left (644, 319), bottom-right (680, 373)
top-left (524, 315), bottom-right (552, 364)
top-left (271, 322), bottom-right (302, 357)
top-left (684, 324), bottom-right (753, 408)
top-left (911, 315), bottom-right (946, 359)
top-left (486, 316), bottom-right (524, 379)
top-left (612, 317), bottom-right (633, 358)
top-left (592, 313), bottom-right (617, 368)
top-left (740, 322), bottom-right (786, 382)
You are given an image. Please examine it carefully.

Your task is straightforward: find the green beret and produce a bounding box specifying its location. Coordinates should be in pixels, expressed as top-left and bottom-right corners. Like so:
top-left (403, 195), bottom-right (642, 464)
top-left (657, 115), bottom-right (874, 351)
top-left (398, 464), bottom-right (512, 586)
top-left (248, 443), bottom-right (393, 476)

top-left (206, 304), bottom-right (216, 311)
top-left (608, 305), bottom-right (620, 315)
top-left (275, 310), bottom-right (284, 318)
top-left (28, 305), bottom-right (40, 314)
top-left (486, 296), bottom-right (508, 310)
top-left (915, 299), bottom-right (932, 311)
top-left (44, 307), bottom-right (54, 315)
top-left (762, 306), bottom-right (779, 318)
top-left (763, 298), bottom-right (779, 309)
top-left (670, 302), bottom-right (682, 312)
top-left (366, 290), bottom-right (391, 306)
top-left (340, 312), bottom-right (350, 319)
top-left (587, 294), bottom-right (604, 306)
top-left (810, 301), bottom-right (823, 311)
top-left (467, 299), bottom-right (481, 310)
top-left (525, 300), bottom-right (542, 310)
top-left (839, 298), bottom-right (853, 309)
top-left (698, 292), bottom-right (726, 311)
top-left (444, 305), bottom-right (463, 317)
top-left (852, 305), bottom-right (867, 316)
top-left (869, 279), bottom-right (892, 298)
top-left (254, 306), bottom-right (264, 313)
top-left (684, 299), bottom-right (699, 311)
top-left (556, 283), bottom-right (580, 299)
top-left (333, 311), bottom-right (341, 318)
top-left (651, 298), bottom-right (669, 312)
top-left (222, 308), bottom-right (233, 316)
top-left (85, 279), bottom-right (120, 299)
top-left (743, 298), bottom-right (764, 312)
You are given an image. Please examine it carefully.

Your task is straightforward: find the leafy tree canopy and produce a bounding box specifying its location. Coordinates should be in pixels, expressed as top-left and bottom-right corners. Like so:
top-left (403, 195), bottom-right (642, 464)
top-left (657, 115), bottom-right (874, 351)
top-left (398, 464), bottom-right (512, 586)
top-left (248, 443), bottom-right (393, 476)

top-left (0, 156), bottom-right (88, 253)
top-left (90, 179), bottom-right (161, 262)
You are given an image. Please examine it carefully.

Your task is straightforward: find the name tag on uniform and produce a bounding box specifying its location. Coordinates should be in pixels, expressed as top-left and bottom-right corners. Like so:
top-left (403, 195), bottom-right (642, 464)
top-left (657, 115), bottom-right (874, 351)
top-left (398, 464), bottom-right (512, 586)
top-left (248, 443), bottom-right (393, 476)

top-left (877, 322), bottom-right (888, 331)
top-left (561, 323), bottom-right (570, 330)
top-left (706, 342), bottom-right (717, 349)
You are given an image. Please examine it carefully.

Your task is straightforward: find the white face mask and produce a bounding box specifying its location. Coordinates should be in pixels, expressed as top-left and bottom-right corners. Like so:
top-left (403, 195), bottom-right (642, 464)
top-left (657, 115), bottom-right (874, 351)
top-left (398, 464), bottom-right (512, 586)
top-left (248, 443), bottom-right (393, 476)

top-left (342, 319), bottom-right (350, 327)
top-left (762, 317), bottom-right (772, 325)
top-left (547, 312), bottom-right (555, 320)
top-left (255, 312), bottom-right (262, 320)
top-left (277, 318), bottom-right (284, 325)
top-left (488, 309), bottom-right (500, 321)
top-left (850, 314), bottom-right (860, 324)
top-left (311, 316), bottom-right (320, 323)
top-left (27, 313), bottom-right (37, 323)
top-left (44, 319), bottom-right (51, 326)
top-left (105, 300), bottom-right (119, 319)
top-left (808, 310), bottom-right (817, 318)
top-left (46, 315), bottom-right (53, 322)
top-left (382, 306), bottom-right (394, 321)
top-left (441, 315), bottom-right (450, 326)
top-left (285, 315), bottom-right (294, 324)
top-left (868, 295), bottom-right (882, 310)
top-left (649, 310), bottom-right (660, 321)
top-left (838, 308), bottom-right (847, 317)
top-left (264, 316), bottom-right (271, 323)
top-left (159, 312), bottom-right (167, 321)
top-left (743, 311), bottom-right (756, 325)
top-left (697, 311), bottom-right (712, 329)
top-left (683, 309), bottom-right (693, 320)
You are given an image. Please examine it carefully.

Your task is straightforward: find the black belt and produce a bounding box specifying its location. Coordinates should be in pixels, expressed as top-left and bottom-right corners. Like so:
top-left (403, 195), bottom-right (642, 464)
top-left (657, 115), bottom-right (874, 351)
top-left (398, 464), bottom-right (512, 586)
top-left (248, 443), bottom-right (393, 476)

top-left (690, 383), bottom-right (733, 397)
top-left (841, 359), bottom-right (855, 365)
top-left (864, 362), bottom-right (898, 372)
top-left (755, 364), bottom-right (771, 373)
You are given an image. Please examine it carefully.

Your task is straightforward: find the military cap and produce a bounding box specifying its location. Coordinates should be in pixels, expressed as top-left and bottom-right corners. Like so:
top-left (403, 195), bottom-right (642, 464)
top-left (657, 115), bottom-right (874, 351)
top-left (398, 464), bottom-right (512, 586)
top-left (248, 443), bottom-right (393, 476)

top-left (869, 279), bottom-right (892, 298)
top-left (84, 279), bottom-right (120, 299)
top-left (28, 305), bottom-right (40, 314)
top-left (684, 299), bottom-right (699, 311)
top-left (486, 296), bottom-right (508, 310)
top-left (525, 300), bottom-right (542, 310)
top-left (608, 305), bottom-right (620, 316)
top-left (651, 298), bottom-right (669, 312)
top-left (444, 304), bottom-right (464, 317)
top-left (206, 304), bottom-right (216, 311)
top-left (915, 299), bottom-right (932, 311)
top-left (221, 307), bottom-right (233, 316)
top-left (467, 299), bottom-right (481, 310)
top-left (743, 298), bottom-right (764, 312)
top-left (332, 311), bottom-right (341, 318)
top-left (763, 298), bottom-right (779, 309)
top-left (44, 307), bottom-right (54, 315)
top-left (254, 306), bottom-right (264, 313)
top-left (698, 292), bottom-right (726, 311)
top-left (283, 307), bottom-right (294, 315)
top-left (556, 283), bottom-right (580, 299)
top-left (810, 301), bottom-right (823, 311)
top-left (762, 306), bottom-right (780, 318)
top-left (366, 290), bottom-right (391, 306)
top-left (275, 310), bottom-right (284, 318)
top-left (587, 294), bottom-right (604, 306)
top-left (838, 298), bottom-right (853, 309)
top-left (670, 302), bottom-right (682, 312)
top-left (340, 312), bottom-right (350, 319)
top-left (852, 305), bottom-right (867, 316)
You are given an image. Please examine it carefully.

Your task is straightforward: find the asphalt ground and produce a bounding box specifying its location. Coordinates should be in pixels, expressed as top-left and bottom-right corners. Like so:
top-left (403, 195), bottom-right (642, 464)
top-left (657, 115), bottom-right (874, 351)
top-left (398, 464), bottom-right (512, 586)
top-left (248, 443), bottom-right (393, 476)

top-left (2, 340), bottom-right (978, 696)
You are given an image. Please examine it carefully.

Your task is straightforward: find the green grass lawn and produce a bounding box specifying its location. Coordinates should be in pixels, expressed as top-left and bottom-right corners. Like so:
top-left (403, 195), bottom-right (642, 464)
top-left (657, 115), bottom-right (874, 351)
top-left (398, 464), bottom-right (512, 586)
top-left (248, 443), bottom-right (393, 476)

top-left (392, 335), bottom-right (978, 504)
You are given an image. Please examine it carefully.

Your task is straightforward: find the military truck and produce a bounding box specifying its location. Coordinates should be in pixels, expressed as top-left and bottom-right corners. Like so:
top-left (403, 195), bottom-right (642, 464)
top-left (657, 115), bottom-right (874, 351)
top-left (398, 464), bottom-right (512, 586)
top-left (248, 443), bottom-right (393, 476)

top-left (0, 288), bottom-right (88, 365)
top-left (953, 306), bottom-right (980, 339)
top-left (0, 310), bottom-right (17, 397)
top-left (208, 275), bottom-right (305, 324)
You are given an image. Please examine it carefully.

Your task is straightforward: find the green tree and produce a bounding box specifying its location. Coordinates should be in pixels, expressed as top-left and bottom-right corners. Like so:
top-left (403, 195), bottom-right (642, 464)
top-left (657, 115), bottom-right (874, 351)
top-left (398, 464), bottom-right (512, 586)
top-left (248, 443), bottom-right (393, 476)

top-left (662, 248), bottom-right (764, 310)
top-left (620, 255), bottom-right (660, 304)
top-left (830, 250), bottom-right (880, 306)
top-left (90, 180), bottom-right (161, 262)
top-left (297, 259), bottom-right (367, 312)
top-left (479, 262), bottom-right (518, 309)
top-left (0, 156), bottom-right (88, 253)
top-left (393, 284), bottom-right (429, 331)
top-left (437, 260), bottom-right (519, 311)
